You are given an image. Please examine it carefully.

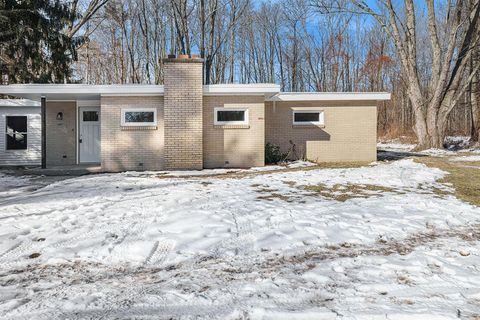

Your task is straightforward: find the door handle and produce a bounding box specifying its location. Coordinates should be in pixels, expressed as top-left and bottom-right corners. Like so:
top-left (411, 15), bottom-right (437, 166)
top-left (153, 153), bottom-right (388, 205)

top-left (79, 139), bottom-right (83, 143)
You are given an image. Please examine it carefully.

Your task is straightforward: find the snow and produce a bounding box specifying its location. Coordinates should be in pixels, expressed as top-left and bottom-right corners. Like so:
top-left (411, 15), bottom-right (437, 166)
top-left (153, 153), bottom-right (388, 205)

top-left (378, 144), bottom-right (479, 157)
top-left (377, 142), bottom-right (416, 152)
top-left (378, 136), bottom-right (480, 156)
top-left (0, 172), bottom-right (35, 200)
top-left (444, 136), bottom-right (472, 150)
top-left (0, 159), bottom-right (479, 318)
top-left (419, 148), bottom-right (458, 156)
top-left (0, 172), bottom-right (31, 191)
top-left (449, 155), bottom-right (480, 162)
top-left (459, 148), bottom-right (480, 154)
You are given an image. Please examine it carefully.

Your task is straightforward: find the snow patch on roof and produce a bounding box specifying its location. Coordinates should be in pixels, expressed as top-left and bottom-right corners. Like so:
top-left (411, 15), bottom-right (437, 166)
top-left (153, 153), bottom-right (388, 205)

top-left (0, 99), bottom-right (40, 107)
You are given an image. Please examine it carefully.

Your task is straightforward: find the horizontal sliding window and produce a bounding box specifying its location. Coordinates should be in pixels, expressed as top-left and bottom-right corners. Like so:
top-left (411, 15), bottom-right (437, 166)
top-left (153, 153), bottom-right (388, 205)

top-left (121, 108), bottom-right (157, 126)
top-left (292, 110), bottom-right (324, 125)
top-left (6, 116), bottom-right (28, 150)
top-left (214, 107), bottom-right (249, 125)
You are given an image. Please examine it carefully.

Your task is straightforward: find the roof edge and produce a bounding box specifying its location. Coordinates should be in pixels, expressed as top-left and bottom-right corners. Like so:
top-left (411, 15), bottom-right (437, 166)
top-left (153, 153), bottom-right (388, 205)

top-left (267, 92), bottom-right (391, 102)
top-left (0, 84), bottom-right (282, 96)
top-left (0, 99), bottom-right (41, 107)
top-left (203, 84), bottom-right (281, 95)
top-left (0, 85), bottom-right (390, 101)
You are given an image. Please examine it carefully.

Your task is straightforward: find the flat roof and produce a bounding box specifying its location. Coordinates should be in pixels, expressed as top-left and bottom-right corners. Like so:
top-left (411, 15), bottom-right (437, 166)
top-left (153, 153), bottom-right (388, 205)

top-left (0, 84), bottom-right (164, 100)
top-left (267, 92), bottom-right (391, 101)
top-left (0, 85), bottom-right (390, 102)
top-left (0, 83), bottom-right (281, 100)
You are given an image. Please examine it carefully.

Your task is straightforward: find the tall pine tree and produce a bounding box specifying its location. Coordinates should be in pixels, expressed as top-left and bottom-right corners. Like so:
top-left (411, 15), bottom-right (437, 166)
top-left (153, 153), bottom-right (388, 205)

top-left (0, 0), bottom-right (78, 83)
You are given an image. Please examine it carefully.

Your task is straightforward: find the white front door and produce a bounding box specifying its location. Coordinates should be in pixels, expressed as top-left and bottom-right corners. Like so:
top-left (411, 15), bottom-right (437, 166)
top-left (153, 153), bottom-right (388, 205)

top-left (79, 107), bottom-right (101, 163)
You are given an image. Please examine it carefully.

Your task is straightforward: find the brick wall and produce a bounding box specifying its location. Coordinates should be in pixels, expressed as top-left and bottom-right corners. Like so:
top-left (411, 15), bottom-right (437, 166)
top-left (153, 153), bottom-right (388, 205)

top-left (101, 96), bottom-right (164, 172)
top-left (163, 58), bottom-right (203, 170)
top-left (203, 96), bottom-right (265, 168)
top-left (265, 100), bottom-right (377, 162)
top-left (46, 101), bottom-right (76, 166)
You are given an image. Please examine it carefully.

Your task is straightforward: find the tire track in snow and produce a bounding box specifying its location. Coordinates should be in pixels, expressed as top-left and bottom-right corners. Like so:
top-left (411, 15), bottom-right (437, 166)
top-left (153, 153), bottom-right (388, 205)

top-left (208, 204), bottom-right (256, 258)
top-left (0, 204), bottom-right (168, 269)
top-left (144, 239), bottom-right (175, 266)
top-left (4, 220), bottom-right (478, 320)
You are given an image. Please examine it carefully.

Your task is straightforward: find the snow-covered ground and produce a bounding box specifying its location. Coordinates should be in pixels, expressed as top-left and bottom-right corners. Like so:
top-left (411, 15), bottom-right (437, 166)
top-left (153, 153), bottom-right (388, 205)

top-left (377, 136), bottom-right (480, 156)
top-left (0, 159), bottom-right (480, 319)
top-left (377, 142), bottom-right (416, 152)
top-left (450, 155), bottom-right (480, 162)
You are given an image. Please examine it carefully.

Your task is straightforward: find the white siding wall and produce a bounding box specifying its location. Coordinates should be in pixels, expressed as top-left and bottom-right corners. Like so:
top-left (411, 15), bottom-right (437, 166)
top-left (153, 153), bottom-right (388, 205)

top-left (0, 107), bottom-right (41, 166)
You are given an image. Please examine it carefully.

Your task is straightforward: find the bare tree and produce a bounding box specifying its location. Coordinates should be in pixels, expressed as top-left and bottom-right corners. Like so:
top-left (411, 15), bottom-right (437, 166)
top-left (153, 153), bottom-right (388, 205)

top-left (314, 0), bottom-right (480, 149)
top-left (471, 44), bottom-right (480, 142)
top-left (72, 0), bottom-right (480, 146)
top-left (67, 0), bottom-right (110, 38)
top-left (170, 0), bottom-right (193, 55)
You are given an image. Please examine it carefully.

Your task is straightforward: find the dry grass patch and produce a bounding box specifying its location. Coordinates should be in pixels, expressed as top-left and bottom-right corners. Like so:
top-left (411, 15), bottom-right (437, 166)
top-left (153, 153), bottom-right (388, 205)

top-left (303, 183), bottom-right (400, 202)
top-left (255, 187), bottom-right (278, 193)
top-left (459, 161), bottom-right (480, 167)
top-left (253, 185), bottom-right (297, 202)
top-left (302, 161), bottom-right (370, 170)
top-left (282, 180), bottom-right (297, 187)
top-left (416, 156), bottom-right (480, 206)
top-left (256, 193), bottom-right (295, 202)
top-left (156, 161), bottom-right (370, 180)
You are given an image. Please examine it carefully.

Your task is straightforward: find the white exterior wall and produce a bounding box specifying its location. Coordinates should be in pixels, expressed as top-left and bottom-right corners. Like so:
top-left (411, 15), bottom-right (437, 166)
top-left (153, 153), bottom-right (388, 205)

top-left (0, 107), bottom-right (41, 166)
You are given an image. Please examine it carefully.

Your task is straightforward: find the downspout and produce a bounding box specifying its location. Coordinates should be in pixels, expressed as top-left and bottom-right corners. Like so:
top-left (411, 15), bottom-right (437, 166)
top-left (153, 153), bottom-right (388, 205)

top-left (266, 93), bottom-right (280, 114)
top-left (41, 96), bottom-right (46, 169)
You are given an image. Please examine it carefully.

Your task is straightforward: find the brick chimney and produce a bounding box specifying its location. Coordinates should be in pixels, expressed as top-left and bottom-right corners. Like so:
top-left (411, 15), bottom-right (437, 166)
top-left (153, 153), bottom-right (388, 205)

top-left (163, 55), bottom-right (204, 170)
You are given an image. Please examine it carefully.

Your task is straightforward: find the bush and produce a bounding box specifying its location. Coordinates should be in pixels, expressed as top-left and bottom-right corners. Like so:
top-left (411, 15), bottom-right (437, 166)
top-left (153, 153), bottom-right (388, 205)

top-left (265, 143), bottom-right (287, 164)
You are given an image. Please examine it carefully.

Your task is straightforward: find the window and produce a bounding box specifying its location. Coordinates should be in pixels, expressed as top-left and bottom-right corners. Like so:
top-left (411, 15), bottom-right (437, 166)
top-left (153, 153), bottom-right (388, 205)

top-left (6, 116), bottom-right (27, 150)
top-left (214, 107), bottom-right (249, 125)
top-left (292, 110), bottom-right (324, 126)
top-left (83, 111), bottom-right (99, 122)
top-left (121, 108), bottom-right (157, 126)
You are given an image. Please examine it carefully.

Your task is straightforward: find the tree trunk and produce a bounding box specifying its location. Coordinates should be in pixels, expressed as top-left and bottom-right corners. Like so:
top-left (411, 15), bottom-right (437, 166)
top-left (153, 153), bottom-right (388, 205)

top-left (414, 117), bottom-right (445, 150)
top-left (471, 42), bottom-right (480, 142)
top-left (205, 57), bottom-right (212, 85)
top-left (411, 88), bottom-right (446, 150)
top-left (472, 70), bottom-right (480, 142)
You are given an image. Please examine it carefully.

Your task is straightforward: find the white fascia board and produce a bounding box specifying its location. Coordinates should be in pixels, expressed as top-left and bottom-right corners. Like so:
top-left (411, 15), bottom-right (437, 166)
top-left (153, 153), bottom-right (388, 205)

top-left (100, 85), bottom-right (164, 96)
top-left (267, 92), bottom-right (391, 101)
top-left (0, 84), bottom-right (164, 97)
top-left (203, 84), bottom-right (280, 95)
top-left (0, 83), bottom-right (284, 97)
top-left (0, 99), bottom-right (41, 107)
top-left (77, 100), bottom-right (101, 107)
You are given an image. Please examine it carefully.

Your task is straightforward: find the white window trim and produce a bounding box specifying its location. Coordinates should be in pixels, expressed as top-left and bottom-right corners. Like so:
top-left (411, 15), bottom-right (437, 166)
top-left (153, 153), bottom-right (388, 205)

top-left (5, 115), bottom-right (29, 151)
top-left (214, 107), bottom-right (249, 125)
top-left (121, 108), bottom-right (157, 126)
top-left (292, 110), bottom-right (325, 126)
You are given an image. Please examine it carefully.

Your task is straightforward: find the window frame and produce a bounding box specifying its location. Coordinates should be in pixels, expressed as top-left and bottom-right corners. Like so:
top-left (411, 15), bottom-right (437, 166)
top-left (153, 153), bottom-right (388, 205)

top-left (292, 110), bottom-right (325, 126)
top-left (5, 115), bottom-right (28, 151)
top-left (214, 107), bottom-right (249, 125)
top-left (121, 108), bottom-right (157, 127)
top-left (82, 110), bottom-right (100, 122)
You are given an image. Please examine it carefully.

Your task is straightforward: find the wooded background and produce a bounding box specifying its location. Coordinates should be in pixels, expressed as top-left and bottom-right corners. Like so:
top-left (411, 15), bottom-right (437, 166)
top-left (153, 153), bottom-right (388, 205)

top-left (1, 0), bottom-right (479, 147)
